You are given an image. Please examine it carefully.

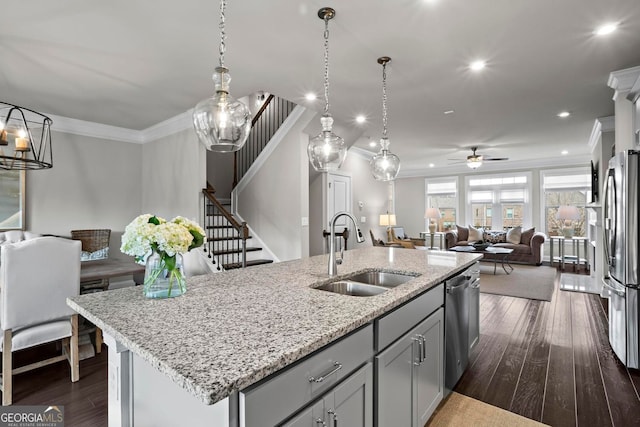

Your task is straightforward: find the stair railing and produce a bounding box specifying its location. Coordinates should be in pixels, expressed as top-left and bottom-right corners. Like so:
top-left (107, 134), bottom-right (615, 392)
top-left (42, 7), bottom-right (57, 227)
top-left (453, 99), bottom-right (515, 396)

top-left (202, 184), bottom-right (248, 270)
top-left (233, 94), bottom-right (297, 187)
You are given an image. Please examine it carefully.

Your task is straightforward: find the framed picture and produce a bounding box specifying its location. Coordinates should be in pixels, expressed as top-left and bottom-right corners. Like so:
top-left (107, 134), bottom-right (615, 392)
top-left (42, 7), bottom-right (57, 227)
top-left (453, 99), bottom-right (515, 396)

top-left (0, 169), bottom-right (25, 230)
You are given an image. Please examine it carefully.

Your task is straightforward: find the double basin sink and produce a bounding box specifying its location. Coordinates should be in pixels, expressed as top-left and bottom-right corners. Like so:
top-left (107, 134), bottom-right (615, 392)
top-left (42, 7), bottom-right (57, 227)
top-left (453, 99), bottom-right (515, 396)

top-left (313, 270), bottom-right (419, 297)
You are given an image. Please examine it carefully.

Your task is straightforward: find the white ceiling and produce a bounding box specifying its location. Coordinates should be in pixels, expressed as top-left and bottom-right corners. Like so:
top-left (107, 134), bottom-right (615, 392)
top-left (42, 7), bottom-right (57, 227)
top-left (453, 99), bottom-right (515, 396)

top-left (2, 0), bottom-right (640, 175)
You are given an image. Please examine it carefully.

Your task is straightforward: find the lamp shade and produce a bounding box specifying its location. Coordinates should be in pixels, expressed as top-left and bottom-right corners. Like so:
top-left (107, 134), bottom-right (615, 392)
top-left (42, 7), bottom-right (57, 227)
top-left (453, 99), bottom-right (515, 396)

top-left (424, 207), bottom-right (441, 219)
top-left (556, 205), bottom-right (580, 221)
top-left (379, 213), bottom-right (397, 227)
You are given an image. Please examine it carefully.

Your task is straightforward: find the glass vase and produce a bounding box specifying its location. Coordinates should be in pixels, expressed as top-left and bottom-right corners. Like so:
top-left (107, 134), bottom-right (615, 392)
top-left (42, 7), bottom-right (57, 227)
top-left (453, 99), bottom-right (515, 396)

top-left (143, 250), bottom-right (186, 299)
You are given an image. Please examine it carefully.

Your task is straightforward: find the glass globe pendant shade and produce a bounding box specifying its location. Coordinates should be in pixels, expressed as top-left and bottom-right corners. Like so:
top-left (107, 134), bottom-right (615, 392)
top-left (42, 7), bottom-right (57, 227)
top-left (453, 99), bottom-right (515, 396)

top-left (370, 137), bottom-right (400, 181)
top-left (193, 66), bottom-right (251, 152)
top-left (308, 115), bottom-right (347, 172)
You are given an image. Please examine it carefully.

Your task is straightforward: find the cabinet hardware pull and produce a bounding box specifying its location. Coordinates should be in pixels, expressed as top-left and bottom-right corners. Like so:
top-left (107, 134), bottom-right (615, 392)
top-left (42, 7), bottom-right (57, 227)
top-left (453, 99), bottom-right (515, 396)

top-left (412, 337), bottom-right (421, 365)
top-left (420, 335), bottom-right (427, 362)
top-left (327, 409), bottom-right (338, 427)
top-left (308, 361), bottom-right (343, 383)
top-left (315, 418), bottom-right (327, 426)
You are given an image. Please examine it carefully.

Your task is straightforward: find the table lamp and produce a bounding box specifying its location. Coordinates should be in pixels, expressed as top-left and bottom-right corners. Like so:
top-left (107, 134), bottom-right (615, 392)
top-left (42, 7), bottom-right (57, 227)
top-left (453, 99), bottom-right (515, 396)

top-left (379, 212), bottom-right (397, 242)
top-left (556, 205), bottom-right (580, 238)
top-left (424, 207), bottom-right (441, 249)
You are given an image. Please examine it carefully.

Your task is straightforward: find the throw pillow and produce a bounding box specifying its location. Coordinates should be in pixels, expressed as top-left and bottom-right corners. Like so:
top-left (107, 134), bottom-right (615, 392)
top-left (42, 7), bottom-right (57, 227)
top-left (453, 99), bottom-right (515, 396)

top-left (456, 225), bottom-right (469, 241)
top-left (506, 226), bottom-right (522, 244)
top-left (483, 231), bottom-right (507, 243)
top-left (520, 227), bottom-right (535, 245)
top-left (468, 225), bottom-right (484, 242)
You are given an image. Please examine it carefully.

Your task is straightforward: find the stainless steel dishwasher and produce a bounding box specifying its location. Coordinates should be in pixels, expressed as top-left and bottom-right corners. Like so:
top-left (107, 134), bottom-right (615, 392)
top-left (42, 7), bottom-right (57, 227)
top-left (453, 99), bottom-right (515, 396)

top-left (445, 262), bottom-right (480, 395)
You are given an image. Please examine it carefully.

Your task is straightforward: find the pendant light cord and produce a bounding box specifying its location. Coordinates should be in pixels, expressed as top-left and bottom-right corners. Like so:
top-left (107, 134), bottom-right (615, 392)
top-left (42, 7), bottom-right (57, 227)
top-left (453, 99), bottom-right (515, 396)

top-left (323, 16), bottom-right (330, 116)
top-left (219, 0), bottom-right (227, 67)
top-left (382, 61), bottom-right (388, 139)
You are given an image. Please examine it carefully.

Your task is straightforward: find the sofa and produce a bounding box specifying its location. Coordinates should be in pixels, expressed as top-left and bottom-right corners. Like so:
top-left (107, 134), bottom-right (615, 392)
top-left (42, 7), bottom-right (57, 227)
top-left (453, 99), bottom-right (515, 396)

top-left (445, 225), bottom-right (546, 266)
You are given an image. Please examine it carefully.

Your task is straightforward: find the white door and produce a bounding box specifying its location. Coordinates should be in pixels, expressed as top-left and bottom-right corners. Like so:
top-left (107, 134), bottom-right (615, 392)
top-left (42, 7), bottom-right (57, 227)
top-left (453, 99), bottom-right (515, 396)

top-left (327, 172), bottom-right (352, 228)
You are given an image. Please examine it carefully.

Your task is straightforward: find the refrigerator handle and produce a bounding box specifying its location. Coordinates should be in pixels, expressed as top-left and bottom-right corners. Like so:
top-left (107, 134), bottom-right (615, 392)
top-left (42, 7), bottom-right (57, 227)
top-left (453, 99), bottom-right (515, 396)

top-left (603, 170), bottom-right (611, 264)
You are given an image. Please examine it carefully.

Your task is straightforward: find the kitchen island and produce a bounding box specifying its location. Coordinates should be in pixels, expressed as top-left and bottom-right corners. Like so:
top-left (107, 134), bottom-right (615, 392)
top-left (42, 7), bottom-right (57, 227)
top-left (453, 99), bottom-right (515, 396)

top-left (68, 246), bottom-right (480, 426)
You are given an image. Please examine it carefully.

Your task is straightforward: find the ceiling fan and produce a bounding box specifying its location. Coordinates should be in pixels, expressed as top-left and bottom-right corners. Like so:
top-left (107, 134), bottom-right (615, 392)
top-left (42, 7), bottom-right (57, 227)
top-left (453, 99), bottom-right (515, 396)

top-left (448, 147), bottom-right (509, 169)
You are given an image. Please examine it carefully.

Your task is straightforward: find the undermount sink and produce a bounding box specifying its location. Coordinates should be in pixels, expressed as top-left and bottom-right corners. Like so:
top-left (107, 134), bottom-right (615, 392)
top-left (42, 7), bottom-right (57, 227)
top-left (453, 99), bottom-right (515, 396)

top-left (313, 270), bottom-right (419, 297)
top-left (314, 281), bottom-right (388, 297)
top-left (343, 271), bottom-right (417, 288)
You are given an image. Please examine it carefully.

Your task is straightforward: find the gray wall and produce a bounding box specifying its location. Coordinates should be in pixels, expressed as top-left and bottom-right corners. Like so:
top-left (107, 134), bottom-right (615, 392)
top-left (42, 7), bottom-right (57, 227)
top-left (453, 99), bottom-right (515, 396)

top-left (141, 128), bottom-right (206, 222)
top-left (27, 131), bottom-right (142, 241)
top-left (236, 109), bottom-right (315, 261)
top-left (206, 151), bottom-right (234, 200)
top-left (26, 128), bottom-right (205, 264)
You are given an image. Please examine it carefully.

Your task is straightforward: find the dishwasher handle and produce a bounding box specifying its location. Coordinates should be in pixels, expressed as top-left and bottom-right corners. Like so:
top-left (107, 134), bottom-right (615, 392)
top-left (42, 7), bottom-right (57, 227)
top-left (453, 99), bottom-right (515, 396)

top-left (470, 278), bottom-right (480, 289)
top-left (446, 280), bottom-right (469, 294)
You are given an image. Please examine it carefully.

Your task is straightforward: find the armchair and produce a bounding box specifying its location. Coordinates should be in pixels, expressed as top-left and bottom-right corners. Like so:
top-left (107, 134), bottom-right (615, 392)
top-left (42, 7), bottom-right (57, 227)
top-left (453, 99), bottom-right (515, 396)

top-left (0, 237), bottom-right (81, 405)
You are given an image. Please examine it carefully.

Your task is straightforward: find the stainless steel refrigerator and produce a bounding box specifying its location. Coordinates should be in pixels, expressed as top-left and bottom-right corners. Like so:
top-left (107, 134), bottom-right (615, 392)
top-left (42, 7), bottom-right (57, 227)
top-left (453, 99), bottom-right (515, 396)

top-left (603, 150), bottom-right (640, 369)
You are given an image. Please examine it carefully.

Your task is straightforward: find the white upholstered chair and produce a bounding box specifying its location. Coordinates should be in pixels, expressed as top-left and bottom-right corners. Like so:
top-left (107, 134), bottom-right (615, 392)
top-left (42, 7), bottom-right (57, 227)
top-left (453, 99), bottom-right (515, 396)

top-left (0, 237), bottom-right (81, 405)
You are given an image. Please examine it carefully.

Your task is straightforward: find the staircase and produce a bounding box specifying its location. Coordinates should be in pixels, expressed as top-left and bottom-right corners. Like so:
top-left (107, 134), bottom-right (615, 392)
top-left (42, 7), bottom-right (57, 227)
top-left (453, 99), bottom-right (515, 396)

top-left (202, 184), bottom-right (273, 271)
top-left (203, 93), bottom-right (297, 270)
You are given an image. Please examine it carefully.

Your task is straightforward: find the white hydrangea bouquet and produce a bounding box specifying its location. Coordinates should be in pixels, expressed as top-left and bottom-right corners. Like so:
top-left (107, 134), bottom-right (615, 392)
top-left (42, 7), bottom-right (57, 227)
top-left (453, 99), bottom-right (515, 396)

top-left (121, 214), bottom-right (206, 298)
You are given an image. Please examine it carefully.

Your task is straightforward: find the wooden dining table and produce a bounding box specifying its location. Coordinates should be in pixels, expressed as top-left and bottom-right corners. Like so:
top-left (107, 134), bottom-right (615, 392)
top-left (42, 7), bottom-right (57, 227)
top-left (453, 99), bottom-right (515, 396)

top-left (80, 257), bottom-right (145, 284)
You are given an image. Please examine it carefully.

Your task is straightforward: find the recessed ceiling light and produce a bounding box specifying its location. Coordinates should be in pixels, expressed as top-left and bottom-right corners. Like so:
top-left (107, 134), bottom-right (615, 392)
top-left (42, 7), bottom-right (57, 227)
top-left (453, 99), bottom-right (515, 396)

top-left (557, 111), bottom-right (570, 118)
top-left (595, 23), bottom-right (618, 36)
top-left (355, 115), bottom-right (366, 124)
top-left (561, 150), bottom-right (569, 155)
top-left (369, 141), bottom-right (377, 148)
top-left (444, 110), bottom-right (455, 115)
top-left (470, 60), bottom-right (486, 71)
top-left (305, 93), bottom-right (317, 101)
top-left (428, 163), bottom-right (435, 168)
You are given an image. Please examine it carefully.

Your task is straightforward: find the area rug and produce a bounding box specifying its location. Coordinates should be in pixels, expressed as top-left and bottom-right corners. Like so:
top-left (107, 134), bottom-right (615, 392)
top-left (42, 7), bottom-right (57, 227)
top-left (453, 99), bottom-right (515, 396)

top-left (427, 392), bottom-right (549, 427)
top-left (478, 264), bottom-right (556, 301)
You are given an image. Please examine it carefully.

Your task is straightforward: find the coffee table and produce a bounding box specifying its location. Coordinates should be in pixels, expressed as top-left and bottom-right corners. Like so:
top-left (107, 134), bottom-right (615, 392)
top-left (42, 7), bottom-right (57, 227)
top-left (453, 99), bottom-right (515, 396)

top-left (449, 245), bottom-right (514, 274)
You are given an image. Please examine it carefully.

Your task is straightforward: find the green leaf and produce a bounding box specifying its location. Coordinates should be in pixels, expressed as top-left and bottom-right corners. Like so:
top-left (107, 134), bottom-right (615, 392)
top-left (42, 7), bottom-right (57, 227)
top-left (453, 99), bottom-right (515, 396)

top-left (149, 216), bottom-right (160, 225)
top-left (189, 230), bottom-right (204, 250)
top-left (164, 254), bottom-right (177, 271)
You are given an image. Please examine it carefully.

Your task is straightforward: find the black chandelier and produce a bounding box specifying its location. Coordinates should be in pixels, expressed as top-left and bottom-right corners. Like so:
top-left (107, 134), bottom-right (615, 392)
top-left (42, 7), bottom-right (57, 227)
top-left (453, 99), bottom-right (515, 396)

top-left (0, 101), bottom-right (53, 170)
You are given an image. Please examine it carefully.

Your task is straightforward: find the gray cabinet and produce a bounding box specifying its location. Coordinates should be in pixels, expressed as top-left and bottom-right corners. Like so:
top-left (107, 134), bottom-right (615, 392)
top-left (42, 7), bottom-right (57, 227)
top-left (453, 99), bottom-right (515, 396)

top-left (283, 362), bottom-right (373, 427)
top-left (376, 308), bottom-right (444, 427)
top-left (241, 325), bottom-right (373, 427)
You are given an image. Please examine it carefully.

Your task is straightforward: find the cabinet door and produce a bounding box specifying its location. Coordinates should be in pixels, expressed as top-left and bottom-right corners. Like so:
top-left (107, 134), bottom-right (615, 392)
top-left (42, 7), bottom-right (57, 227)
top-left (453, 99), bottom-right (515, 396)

top-left (414, 308), bottom-right (444, 427)
top-left (376, 331), bottom-right (417, 427)
top-left (329, 363), bottom-right (373, 427)
top-left (282, 400), bottom-right (325, 427)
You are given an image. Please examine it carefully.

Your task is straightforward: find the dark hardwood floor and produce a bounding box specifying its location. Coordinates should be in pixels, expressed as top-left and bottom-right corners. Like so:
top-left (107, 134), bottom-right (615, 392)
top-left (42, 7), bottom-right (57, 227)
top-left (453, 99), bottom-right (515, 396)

top-left (6, 343), bottom-right (108, 427)
top-left (5, 269), bottom-right (640, 427)
top-left (455, 270), bottom-right (640, 427)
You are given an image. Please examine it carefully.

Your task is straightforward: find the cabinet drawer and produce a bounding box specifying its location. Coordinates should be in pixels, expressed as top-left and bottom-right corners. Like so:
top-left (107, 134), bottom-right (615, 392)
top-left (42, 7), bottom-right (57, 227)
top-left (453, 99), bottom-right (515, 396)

top-left (240, 323), bottom-right (374, 427)
top-left (376, 283), bottom-right (444, 351)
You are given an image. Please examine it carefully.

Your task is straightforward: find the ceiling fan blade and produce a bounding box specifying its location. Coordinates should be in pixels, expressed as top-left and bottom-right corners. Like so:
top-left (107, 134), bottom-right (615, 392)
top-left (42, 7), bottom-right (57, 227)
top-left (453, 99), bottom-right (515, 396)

top-left (484, 157), bottom-right (509, 161)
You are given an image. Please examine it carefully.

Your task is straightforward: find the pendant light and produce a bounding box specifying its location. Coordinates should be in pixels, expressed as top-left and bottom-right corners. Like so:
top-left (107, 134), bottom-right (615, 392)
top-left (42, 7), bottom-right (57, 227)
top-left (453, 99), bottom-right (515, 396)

top-left (193, 0), bottom-right (251, 152)
top-left (0, 101), bottom-right (53, 170)
top-left (307, 7), bottom-right (347, 172)
top-left (370, 57), bottom-right (400, 181)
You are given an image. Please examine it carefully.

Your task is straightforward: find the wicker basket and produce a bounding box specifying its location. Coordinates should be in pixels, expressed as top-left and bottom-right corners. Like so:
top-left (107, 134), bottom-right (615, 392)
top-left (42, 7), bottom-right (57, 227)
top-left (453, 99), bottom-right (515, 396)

top-left (70, 229), bottom-right (111, 254)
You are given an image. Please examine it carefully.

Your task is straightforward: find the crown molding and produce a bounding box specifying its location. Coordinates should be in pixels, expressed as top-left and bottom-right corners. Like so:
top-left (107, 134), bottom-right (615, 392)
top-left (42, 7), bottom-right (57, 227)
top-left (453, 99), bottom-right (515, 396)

top-left (608, 66), bottom-right (640, 101)
top-left (348, 146), bottom-right (376, 160)
top-left (588, 116), bottom-right (615, 151)
top-left (140, 109), bottom-right (193, 142)
top-left (48, 114), bottom-right (144, 143)
top-left (47, 108), bottom-right (194, 144)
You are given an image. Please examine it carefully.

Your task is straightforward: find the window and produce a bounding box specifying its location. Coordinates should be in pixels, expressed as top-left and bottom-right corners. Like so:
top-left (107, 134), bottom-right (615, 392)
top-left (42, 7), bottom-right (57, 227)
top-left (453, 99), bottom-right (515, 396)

top-left (425, 177), bottom-right (458, 232)
top-left (541, 168), bottom-right (590, 237)
top-left (466, 172), bottom-right (531, 230)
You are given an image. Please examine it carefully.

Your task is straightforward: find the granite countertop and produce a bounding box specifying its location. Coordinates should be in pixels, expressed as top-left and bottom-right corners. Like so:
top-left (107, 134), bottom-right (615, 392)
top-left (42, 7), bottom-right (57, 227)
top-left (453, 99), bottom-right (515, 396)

top-left (68, 246), bottom-right (480, 405)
